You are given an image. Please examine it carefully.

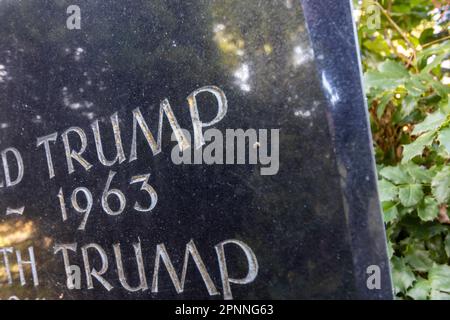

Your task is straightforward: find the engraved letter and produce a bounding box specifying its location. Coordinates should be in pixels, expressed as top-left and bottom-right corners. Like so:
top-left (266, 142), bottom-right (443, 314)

top-left (81, 243), bottom-right (113, 291)
top-left (152, 240), bottom-right (219, 296)
top-left (16, 246), bottom-right (39, 286)
top-left (0, 247), bottom-right (13, 284)
top-left (129, 99), bottom-right (189, 162)
top-left (61, 127), bottom-right (93, 174)
top-left (91, 112), bottom-right (126, 166)
top-left (215, 239), bottom-right (258, 300)
top-left (113, 242), bottom-right (148, 292)
top-left (187, 86), bottom-right (227, 150)
top-left (54, 243), bottom-right (80, 289)
top-left (36, 132), bottom-right (58, 179)
top-left (1, 147), bottom-right (24, 187)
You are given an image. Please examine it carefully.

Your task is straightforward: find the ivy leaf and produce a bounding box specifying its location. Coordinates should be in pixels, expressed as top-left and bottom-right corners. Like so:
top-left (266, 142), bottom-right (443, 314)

top-left (379, 165), bottom-right (413, 184)
top-left (405, 74), bottom-right (429, 97)
top-left (392, 256), bottom-right (416, 294)
top-left (387, 240), bottom-right (394, 260)
top-left (382, 201), bottom-right (399, 223)
top-left (401, 131), bottom-right (435, 163)
top-left (419, 28), bottom-right (436, 45)
top-left (363, 37), bottom-right (391, 57)
top-left (363, 36), bottom-right (390, 55)
top-left (407, 278), bottom-right (431, 300)
top-left (399, 184), bottom-right (424, 207)
top-left (405, 163), bottom-right (434, 183)
top-left (431, 167), bottom-right (450, 204)
top-left (429, 264), bottom-right (450, 292)
top-left (439, 97), bottom-right (450, 114)
top-left (403, 221), bottom-right (447, 240)
top-left (437, 127), bottom-right (450, 155)
top-left (417, 196), bottom-right (439, 222)
top-left (430, 290), bottom-right (450, 300)
top-left (422, 52), bottom-right (448, 74)
top-left (430, 79), bottom-right (450, 98)
top-left (404, 245), bottom-right (434, 272)
top-left (379, 60), bottom-right (409, 78)
top-left (378, 179), bottom-right (398, 202)
top-left (426, 236), bottom-right (447, 263)
top-left (401, 94), bottom-right (416, 117)
top-left (412, 111), bottom-right (445, 135)
top-left (417, 41), bottom-right (450, 63)
top-left (377, 92), bottom-right (394, 118)
top-left (364, 60), bottom-right (409, 91)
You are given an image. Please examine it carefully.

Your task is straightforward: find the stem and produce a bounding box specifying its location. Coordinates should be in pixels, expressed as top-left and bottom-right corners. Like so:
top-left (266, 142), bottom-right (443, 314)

top-left (422, 35), bottom-right (450, 48)
top-left (370, 1), bottom-right (418, 72)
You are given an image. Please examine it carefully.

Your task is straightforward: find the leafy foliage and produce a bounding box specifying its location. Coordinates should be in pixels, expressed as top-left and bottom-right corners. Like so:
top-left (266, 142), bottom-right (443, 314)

top-left (356, 0), bottom-right (450, 299)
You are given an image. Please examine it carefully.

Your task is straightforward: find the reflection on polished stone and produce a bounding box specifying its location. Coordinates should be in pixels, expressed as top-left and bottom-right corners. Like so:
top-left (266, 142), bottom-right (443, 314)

top-left (0, 0), bottom-right (392, 299)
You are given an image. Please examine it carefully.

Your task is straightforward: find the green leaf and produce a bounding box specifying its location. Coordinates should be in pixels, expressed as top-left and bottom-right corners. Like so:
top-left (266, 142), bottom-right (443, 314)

top-left (382, 201), bottom-right (399, 223)
top-left (403, 221), bottom-right (447, 240)
top-left (404, 245), bottom-right (433, 272)
top-left (392, 256), bottom-right (416, 294)
top-left (379, 165), bottom-right (413, 184)
top-left (364, 60), bottom-right (409, 92)
top-left (419, 28), bottom-right (436, 45)
top-left (401, 94), bottom-right (417, 117)
top-left (405, 163), bottom-right (434, 183)
top-left (430, 79), bottom-right (450, 98)
top-left (430, 289), bottom-right (450, 300)
top-left (429, 264), bottom-right (450, 292)
top-left (399, 184), bottom-right (424, 207)
top-left (379, 60), bottom-right (409, 78)
top-left (378, 179), bottom-right (398, 202)
top-left (407, 278), bottom-right (431, 300)
top-left (426, 236), bottom-right (447, 263)
top-left (405, 75), bottom-right (429, 97)
top-left (431, 167), bottom-right (450, 204)
top-left (401, 131), bottom-right (435, 163)
top-left (417, 196), bottom-right (439, 222)
top-left (417, 41), bottom-right (450, 61)
top-left (439, 99), bottom-right (450, 116)
top-left (422, 52), bottom-right (448, 74)
top-left (412, 111), bottom-right (446, 135)
top-left (364, 72), bottom-right (398, 92)
top-left (377, 92), bottom-right (394, 118)
top-left (417, 41), bottom-right (450, 72)
top-left (438, 127), bottom-right (450, 155)
top-left (387, 240), bottom-right (394, 260)
top-left (363, 37), bottom-right (391, 57)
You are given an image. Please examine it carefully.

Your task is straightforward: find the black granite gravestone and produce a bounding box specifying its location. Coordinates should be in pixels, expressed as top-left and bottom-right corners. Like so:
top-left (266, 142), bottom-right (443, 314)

top-left (0, 0), bottom-right (393, 299)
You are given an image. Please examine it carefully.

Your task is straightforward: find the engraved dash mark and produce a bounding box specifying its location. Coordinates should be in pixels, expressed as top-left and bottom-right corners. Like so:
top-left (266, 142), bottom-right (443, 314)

top-left (6, 206), bottom-right (24, 215)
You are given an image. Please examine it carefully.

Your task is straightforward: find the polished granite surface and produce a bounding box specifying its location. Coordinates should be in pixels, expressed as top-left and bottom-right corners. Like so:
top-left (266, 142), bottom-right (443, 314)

top-left (0, 0), bottom-right (392, 299)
